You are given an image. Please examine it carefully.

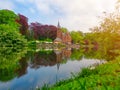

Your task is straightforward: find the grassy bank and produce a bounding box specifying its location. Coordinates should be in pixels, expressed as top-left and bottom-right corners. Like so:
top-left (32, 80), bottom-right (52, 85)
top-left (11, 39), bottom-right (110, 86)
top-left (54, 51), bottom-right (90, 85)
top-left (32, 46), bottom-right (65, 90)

top-left (39, 55), bottom-right (120, 90)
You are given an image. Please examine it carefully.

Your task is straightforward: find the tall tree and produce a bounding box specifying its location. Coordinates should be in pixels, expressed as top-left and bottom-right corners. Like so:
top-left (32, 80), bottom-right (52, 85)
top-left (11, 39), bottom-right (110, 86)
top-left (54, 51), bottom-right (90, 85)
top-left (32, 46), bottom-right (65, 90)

top-left (17, 14), bottom-right (28, 36)
top-left (70, 31), bottom-right (83, 44)
top-left (30, 22), bottom-right (57, 40)
top-left (0, 9), bottom-right (27, 47)
top-left (0, 9), bottom-right (19, 30)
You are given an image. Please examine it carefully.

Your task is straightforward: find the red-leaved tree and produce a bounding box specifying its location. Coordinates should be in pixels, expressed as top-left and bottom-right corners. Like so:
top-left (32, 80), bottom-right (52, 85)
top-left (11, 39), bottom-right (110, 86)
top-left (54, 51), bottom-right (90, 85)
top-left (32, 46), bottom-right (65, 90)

top-left (30, 22), bottom-right (57, 40)
top-left (17, 14), bottom-right (28, 36)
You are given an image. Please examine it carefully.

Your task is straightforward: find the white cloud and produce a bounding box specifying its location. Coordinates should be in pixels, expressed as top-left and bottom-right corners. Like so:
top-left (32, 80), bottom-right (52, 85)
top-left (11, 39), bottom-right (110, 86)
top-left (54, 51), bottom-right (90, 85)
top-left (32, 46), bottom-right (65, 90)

top-left (35, 0), bottom-right (53, 14)
top-left (32, 0), bottom-right (117, 32)
top-left (0, 0), bottom-right (117, 32)
top-left (0, 0), bottom-right (14, 10)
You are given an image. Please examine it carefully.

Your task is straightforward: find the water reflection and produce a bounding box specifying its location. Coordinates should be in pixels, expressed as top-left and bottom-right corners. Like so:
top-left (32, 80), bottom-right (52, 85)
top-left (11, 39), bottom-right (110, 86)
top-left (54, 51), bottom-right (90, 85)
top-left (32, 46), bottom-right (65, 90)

top-left (0, 47), bottom-right (27, 82)
top-left (0, 47), bottom-right (118, 90)
top-left (29, 48), bottom-right (71, 68)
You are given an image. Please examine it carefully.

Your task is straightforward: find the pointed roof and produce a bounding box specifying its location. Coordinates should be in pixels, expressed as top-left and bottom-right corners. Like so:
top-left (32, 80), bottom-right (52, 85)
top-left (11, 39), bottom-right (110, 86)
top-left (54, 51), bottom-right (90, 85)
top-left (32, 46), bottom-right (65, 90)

top-left (57, 21), bottom-right (61, 28)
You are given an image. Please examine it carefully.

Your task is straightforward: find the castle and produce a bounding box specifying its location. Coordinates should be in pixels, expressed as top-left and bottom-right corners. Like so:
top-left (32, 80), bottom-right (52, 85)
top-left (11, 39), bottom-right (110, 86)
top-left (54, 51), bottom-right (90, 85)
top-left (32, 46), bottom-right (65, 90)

top-left (54, 22), bottom-right (72, 44)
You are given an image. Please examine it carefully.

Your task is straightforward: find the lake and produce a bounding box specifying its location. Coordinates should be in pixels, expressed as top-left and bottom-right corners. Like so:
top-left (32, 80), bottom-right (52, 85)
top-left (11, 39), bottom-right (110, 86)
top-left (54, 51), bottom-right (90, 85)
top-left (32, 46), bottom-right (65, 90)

top-left (0, 47), bottom-right (106, 90)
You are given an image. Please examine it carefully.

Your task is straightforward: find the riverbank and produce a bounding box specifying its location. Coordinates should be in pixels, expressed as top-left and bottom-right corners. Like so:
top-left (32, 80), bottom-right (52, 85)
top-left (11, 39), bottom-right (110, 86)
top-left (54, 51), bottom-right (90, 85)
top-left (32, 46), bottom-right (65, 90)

top-left (37, 43), bottom-right (80, 49)
top-left (39, 53), bottom-right (120, 90)
top-left (28, 41), bottom-right (80, 50)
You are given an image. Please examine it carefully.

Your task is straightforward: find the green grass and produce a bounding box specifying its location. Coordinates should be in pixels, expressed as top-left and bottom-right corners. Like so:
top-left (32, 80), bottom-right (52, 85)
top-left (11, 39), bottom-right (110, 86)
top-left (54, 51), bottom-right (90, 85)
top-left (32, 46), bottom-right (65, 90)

top-left (39, 55), bottom-right (120, 90)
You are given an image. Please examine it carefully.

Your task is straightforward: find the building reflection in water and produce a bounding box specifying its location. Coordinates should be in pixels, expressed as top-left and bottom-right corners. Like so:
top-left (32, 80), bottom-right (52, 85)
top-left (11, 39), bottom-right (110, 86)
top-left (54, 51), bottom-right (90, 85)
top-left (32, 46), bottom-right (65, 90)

top-left (17, 48), bottom-right (72, 77)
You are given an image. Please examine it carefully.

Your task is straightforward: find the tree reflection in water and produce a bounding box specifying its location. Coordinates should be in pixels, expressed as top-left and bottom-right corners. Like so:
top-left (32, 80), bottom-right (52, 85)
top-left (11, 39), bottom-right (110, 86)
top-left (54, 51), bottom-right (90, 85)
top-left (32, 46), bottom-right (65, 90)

top-left (0, 46), bottom-right (119, 83)
top-left (25, 48), bottom-right (72, 69)
top-left (0, 47), bottom-right (27, 82)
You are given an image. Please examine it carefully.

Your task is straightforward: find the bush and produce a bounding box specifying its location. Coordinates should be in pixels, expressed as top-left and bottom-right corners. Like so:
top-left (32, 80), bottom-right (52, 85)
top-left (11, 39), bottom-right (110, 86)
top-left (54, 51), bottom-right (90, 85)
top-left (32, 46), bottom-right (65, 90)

top-left (0, 24), bottom-right (27, 47)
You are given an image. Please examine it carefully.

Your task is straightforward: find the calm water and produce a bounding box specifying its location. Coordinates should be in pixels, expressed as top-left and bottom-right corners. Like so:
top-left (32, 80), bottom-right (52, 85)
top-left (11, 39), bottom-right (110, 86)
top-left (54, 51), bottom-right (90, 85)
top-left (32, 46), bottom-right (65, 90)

top-left (0, 48), bottom-right (105, 90)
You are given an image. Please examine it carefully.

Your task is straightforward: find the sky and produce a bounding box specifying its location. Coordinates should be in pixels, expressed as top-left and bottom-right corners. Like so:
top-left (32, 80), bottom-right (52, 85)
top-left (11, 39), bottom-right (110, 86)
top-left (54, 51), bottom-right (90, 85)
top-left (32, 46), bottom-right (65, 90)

top-left (0, 0), bottom-right (117, 32)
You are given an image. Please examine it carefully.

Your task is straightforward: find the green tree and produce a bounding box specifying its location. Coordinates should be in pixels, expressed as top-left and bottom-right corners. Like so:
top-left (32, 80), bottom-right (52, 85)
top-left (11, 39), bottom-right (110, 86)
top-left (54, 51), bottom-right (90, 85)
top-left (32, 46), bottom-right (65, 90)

top-left (89, 10), bottom-right (120, 50)
top-left (88, 0), bottom-right (120, 50)
top-left (0, 47), bottom-right (27, 81)
top-left (0, 9), bottom-right (27, 47)
top-left (61, 27), bottom-right (68, 33)
top-left (70, 31), bottom-right (83, 44)
top-left (0, 9), bottom-right (19, 29)
top-left (0, 24), bottom-right (27, 47)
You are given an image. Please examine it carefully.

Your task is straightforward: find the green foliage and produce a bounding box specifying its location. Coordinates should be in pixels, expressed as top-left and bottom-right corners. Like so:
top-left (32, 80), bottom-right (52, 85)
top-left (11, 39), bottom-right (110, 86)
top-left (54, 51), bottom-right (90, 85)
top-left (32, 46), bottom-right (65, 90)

top-left (70, 31), bottom-right (83, 44)
top-left (28, 41), bottom-right (36, 49)
top-left (0, 9), bottom-right (27, 47)
top-left (88, 10), bottom-right (120, 51)
top-left (0, 9), bottom-right (28, 82)
top-left (0, 24), bottom-right (27, 47)
top-left (70, 49), bottom-right (84, 60)
top-left (0, 47), bottom-right (27, 81)
top-left (61, 27), bottom-right (68, 33)
top-left (76, 68), bottom-right (98, 78)
top-left (39, 38), bottom-right (53, 42)
top-left (38, 50), bottom-right (53, 54)
top-left (38, 84), bottom-right (49, 90)
top-left (0, 9), bottom-right (19, 29)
